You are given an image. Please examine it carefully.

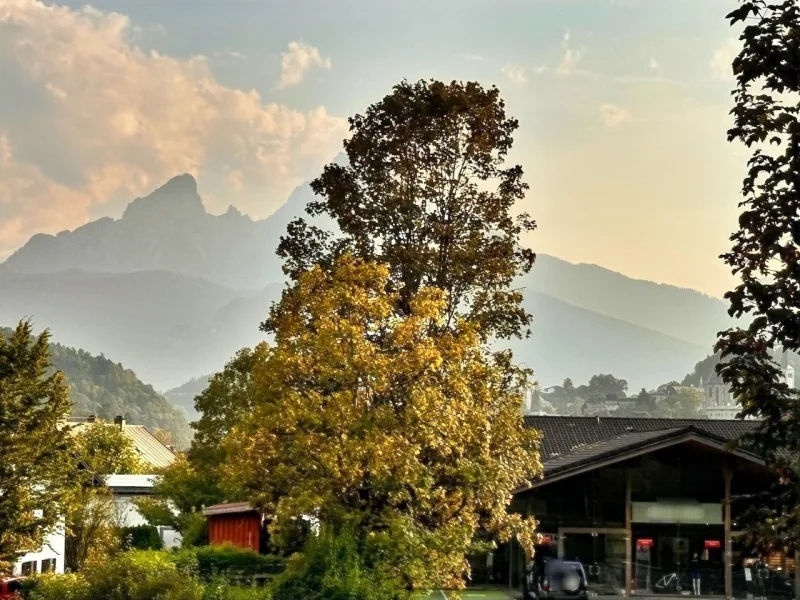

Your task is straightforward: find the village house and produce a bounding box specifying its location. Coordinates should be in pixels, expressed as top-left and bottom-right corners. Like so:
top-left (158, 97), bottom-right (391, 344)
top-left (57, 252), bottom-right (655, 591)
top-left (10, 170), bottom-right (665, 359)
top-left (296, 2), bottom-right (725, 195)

top-left (12, 416), bottom-right (178, 576)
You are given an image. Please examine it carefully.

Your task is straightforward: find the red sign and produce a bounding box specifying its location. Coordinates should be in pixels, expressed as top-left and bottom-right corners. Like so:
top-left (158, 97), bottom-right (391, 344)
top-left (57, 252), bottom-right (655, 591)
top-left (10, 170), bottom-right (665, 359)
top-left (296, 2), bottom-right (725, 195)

top-left (637, 538), bottom-right (654, 548)
top-left (704, 540), bottom-right (721, 549)
top-left (540, 536), bottom-right (552, 545)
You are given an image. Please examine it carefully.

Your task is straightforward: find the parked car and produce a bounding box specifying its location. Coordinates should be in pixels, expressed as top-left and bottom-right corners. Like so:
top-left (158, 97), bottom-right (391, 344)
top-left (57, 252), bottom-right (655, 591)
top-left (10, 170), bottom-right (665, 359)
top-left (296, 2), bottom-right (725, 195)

top-left (523, 558), bottom-right (589, 600)
top-left (0, 577), bottom-right (25, 599)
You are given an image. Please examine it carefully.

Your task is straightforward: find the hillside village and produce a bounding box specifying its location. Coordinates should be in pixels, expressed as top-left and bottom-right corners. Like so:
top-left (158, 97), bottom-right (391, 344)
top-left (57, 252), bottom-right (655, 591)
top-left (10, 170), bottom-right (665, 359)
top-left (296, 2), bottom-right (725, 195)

top-left (0, 1), bottom-right (798, 599)
top-left (525, 348), bottom-right (797, 420)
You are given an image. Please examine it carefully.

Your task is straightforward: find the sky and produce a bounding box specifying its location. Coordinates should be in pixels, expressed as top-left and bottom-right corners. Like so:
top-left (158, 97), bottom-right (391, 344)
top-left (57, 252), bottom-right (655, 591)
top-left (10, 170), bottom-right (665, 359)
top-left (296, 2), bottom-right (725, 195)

top-left (0, 0), bottom-right (747, 297)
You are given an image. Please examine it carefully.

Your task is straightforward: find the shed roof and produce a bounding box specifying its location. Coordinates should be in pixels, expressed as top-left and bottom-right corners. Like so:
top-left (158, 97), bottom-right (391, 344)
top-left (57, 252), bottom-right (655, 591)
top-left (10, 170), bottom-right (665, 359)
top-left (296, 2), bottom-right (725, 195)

top-left (203, 502), bottom-right (258, 517)
top-left (105, 474), bottom-right (156, 494)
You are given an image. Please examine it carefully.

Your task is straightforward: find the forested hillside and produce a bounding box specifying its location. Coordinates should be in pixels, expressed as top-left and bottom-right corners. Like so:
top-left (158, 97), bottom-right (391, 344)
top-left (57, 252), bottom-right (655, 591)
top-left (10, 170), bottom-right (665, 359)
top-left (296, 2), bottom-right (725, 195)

top-left (1, 327), bottom-right (192, 448)
top-left (164, 375), bottom-right (212, 420)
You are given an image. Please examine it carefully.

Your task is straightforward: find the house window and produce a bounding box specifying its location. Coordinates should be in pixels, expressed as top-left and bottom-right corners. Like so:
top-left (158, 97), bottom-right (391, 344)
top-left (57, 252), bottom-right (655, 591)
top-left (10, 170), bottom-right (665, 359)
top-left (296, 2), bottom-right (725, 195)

top-left (41, 558), bottom-right (57, 573)
top-left (20, 560), bottom-right (37, 575)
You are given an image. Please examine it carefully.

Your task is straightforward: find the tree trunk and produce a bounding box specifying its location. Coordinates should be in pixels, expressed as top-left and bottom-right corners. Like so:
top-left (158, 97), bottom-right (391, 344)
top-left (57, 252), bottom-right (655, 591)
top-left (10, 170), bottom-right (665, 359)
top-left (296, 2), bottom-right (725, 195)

top-left (794, 554), bottom-right (800, 600)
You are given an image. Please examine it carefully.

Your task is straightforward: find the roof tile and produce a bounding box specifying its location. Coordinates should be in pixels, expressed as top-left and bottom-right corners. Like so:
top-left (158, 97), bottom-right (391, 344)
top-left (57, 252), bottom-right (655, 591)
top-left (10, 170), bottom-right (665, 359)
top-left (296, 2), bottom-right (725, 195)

top-left (525, 416), bottom-right (758, 461)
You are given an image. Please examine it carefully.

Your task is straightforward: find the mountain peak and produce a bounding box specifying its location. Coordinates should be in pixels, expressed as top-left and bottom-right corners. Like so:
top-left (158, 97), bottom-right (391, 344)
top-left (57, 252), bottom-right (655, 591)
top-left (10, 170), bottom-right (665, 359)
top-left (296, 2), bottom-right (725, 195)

top-left (122, 173), bottom-right (205, 221)
top-left (156, 173), bottom-right (198, 196)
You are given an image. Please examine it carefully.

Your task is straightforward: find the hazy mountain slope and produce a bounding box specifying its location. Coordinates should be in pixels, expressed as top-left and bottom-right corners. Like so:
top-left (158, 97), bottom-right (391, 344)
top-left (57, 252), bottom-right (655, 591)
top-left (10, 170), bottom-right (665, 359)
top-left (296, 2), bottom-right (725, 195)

top-left (164, 375), bottom-right (213, 421)
top-left (0, 270), bottom-right (274, 390)
top-left (508, 291), bottom-right (708, 391)
top-left (1, 327), bottom-right (191, 448)
top-left (1, 173), bottom-right (728, 398)
top-left (0, 175), bottom-right (327, 291)
top-left (525, 255), bottom-right (732, 348)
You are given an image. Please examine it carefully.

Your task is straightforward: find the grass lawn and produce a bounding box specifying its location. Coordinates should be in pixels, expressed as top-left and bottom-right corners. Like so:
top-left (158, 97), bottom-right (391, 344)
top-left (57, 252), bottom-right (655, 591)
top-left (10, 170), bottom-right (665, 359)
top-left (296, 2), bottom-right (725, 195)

top-left (413, 590), bottom-right (518, 599)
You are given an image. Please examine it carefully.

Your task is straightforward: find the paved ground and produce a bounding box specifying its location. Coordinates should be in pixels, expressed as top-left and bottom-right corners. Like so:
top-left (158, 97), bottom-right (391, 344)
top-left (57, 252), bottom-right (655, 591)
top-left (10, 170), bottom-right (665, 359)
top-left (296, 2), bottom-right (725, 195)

top-left (413, 590), bottom-right (519, 599)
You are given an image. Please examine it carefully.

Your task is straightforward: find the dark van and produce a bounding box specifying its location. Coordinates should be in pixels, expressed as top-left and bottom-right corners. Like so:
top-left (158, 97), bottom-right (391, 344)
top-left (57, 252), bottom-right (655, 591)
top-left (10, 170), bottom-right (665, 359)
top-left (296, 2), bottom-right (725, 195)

top-left (523, 558), bottom-right (589, 600)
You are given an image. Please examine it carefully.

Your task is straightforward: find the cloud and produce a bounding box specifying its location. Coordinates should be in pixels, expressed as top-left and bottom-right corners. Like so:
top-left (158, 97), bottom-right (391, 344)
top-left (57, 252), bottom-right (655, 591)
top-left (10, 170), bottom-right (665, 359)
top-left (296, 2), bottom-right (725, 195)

top-left (599, 104), bottom-right (631, 128)
top-left (278, 40), bottom-right (332, 89)
top-left (614, 75), bottom-right (686, 87)
top-left (0, 0), bottom-right (347, 260)
top-left (501, 63), bottom-right (527, 84)
top-left (556, 29), bottom-right (586, 77)
top-left (710, 38), bottom-right (740, 81)
top-left (458, 53), bottom-right (488, 63)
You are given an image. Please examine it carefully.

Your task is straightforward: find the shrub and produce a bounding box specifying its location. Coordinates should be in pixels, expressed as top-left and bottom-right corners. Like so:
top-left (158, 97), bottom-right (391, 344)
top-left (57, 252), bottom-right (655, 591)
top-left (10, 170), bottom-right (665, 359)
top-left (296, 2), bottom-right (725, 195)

top-left (120, 525), bottom-right (164, 551)
top-left (270, 528), bottom-right (407, 600)
top-left (173, 544), bottom-right (285, 580)
top-left (180, 513), bottom-right (210, 548)
top-left (201, 579), bottom-right (272, 600)
top-left (22, 573), bottom-right (91, 600)
top-left (85, 550), bottom-right (204, 600)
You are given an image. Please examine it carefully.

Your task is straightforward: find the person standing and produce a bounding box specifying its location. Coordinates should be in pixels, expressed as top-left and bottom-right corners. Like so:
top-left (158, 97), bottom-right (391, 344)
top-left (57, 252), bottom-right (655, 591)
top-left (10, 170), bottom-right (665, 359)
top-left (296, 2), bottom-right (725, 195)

top-left (690, 552), bottom-right (701, 595)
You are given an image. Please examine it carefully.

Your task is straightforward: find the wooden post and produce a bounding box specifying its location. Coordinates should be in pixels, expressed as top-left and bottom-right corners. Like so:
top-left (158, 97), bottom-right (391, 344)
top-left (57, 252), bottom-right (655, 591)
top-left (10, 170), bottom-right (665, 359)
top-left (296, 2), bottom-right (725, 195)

top-left (626, 469), bottom-right (633, 597)
top-left (795, 558), bottom-right (800, 600)
top-left (724, 464), bottom-right (733, 600)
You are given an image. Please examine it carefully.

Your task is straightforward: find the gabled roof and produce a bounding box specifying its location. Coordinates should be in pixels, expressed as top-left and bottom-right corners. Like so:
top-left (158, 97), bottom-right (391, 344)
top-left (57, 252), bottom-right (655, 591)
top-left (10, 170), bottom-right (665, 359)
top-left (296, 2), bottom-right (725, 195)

top-left (203, 502), bottom-right (257, 517)
top-left (524, 415), bottom-right (758, 461)
top-left (518, 425), bottom-right (766, 492)
top-left (543, 428), bottom-right (685, 475)
top-left (64, 418), bottom-right (176, 469)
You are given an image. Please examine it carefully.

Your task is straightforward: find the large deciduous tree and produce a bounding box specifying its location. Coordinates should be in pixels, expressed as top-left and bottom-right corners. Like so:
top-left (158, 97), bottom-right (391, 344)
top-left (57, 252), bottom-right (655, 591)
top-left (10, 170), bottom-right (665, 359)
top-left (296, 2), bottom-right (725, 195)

top-left (0, 321), bottom-right (74, 571)
top-left (222, 256), bottom-right (541, 589)
top-left (274, 79), bottom-right (536, 341)
top-left (714, 1), bottom-right (800, 595)
top-left (65, 421), bottom-right (147, 571)
top-left (190, 345), bottom-right (270, 474)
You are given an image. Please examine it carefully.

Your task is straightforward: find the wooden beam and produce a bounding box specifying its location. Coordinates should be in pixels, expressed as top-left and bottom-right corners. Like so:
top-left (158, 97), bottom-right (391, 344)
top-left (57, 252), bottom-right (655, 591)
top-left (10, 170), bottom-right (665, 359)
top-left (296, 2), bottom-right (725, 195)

top-left (626, 469), bottom-right (633, 597)
top-left (724, 463), bottom-right (733, 600)
top-left (557, 527), bottom-right (628, 535)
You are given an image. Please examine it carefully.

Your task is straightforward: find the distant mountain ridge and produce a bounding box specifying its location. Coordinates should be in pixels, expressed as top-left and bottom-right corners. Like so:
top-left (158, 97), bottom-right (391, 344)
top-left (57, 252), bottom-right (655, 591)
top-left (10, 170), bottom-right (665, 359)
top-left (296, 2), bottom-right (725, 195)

top-left (0, 174), bottom-right (316, 290)
top-left (524, 255), bottom-right (734, 348)
top-left (0, 174), bottom-right (732, 394)
top-left (0, 327), bottom-right (192, 448)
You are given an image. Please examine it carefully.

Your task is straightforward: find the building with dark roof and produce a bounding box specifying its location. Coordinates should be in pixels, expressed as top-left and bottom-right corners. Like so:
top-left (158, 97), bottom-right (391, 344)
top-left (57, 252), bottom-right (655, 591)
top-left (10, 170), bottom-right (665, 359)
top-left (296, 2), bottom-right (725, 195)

top-left (492, 416), bottom-right (774, 598)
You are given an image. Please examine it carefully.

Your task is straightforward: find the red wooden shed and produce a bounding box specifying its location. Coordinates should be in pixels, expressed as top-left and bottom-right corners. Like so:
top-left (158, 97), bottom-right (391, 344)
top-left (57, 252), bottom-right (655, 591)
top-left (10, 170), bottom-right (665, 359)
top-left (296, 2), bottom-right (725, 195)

top-left (203, 502), bottom-right (263, 553)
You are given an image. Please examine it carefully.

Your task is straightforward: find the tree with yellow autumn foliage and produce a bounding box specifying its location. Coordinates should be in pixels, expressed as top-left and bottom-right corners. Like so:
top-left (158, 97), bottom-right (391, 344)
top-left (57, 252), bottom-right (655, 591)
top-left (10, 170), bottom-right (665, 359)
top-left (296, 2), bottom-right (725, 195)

top-left (221, 256), bottom-right (541, 589)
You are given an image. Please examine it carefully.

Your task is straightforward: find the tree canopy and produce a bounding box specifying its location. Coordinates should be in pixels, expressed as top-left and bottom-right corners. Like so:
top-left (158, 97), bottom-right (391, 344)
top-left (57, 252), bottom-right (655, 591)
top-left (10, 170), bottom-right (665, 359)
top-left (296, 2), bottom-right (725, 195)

top-left (72, 421), bottom-right (144, 476)
top-left (275, 79), bottom-right (536, 341)
top-left (221, 256), bottom-right (541, 589)
top-left (577, 374), bottom-right (628, 400)
top-left (715, 0), bottom-right (800, 458)
top-left (0, 321), bottom-right (74, 570)
top-left (713, 1), bottom-right (800, 591)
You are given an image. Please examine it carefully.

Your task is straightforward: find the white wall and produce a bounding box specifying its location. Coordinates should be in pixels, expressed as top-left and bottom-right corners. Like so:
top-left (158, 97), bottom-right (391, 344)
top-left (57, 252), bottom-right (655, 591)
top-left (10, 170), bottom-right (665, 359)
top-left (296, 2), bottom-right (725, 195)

top-left (114, 495), bottom-right (181, 550)
top-left (14, 525), bottom-right (65, 575)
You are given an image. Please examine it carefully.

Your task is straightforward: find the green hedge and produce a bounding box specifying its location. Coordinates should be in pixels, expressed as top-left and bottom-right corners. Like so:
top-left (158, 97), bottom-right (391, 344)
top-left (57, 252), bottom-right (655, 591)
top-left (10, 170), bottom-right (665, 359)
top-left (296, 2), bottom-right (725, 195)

top-left (120, 525), bottom-right (164, 551)
top-left (23, 551), bottom-right (203, 600)
top-left (270, 528), bottom-right (407, 600)
top-left (173, 544), bottom-right (285, 579)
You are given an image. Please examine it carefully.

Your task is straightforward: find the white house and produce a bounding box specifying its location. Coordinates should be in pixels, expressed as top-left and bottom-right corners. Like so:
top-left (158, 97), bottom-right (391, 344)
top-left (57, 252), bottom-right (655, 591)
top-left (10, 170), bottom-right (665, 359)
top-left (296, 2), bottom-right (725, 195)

top-left (106, 474), bottom-right (182, 549)
top-left (13, 525), bottom-right (65, 576)
top-left (12, 416), bottom-right (179, 574)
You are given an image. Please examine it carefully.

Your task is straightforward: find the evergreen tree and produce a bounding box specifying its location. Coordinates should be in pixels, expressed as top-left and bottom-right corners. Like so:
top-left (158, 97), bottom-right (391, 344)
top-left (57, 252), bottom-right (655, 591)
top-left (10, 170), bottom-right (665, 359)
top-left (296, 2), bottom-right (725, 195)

top-left (0, 321), bottom-right (74, 570)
